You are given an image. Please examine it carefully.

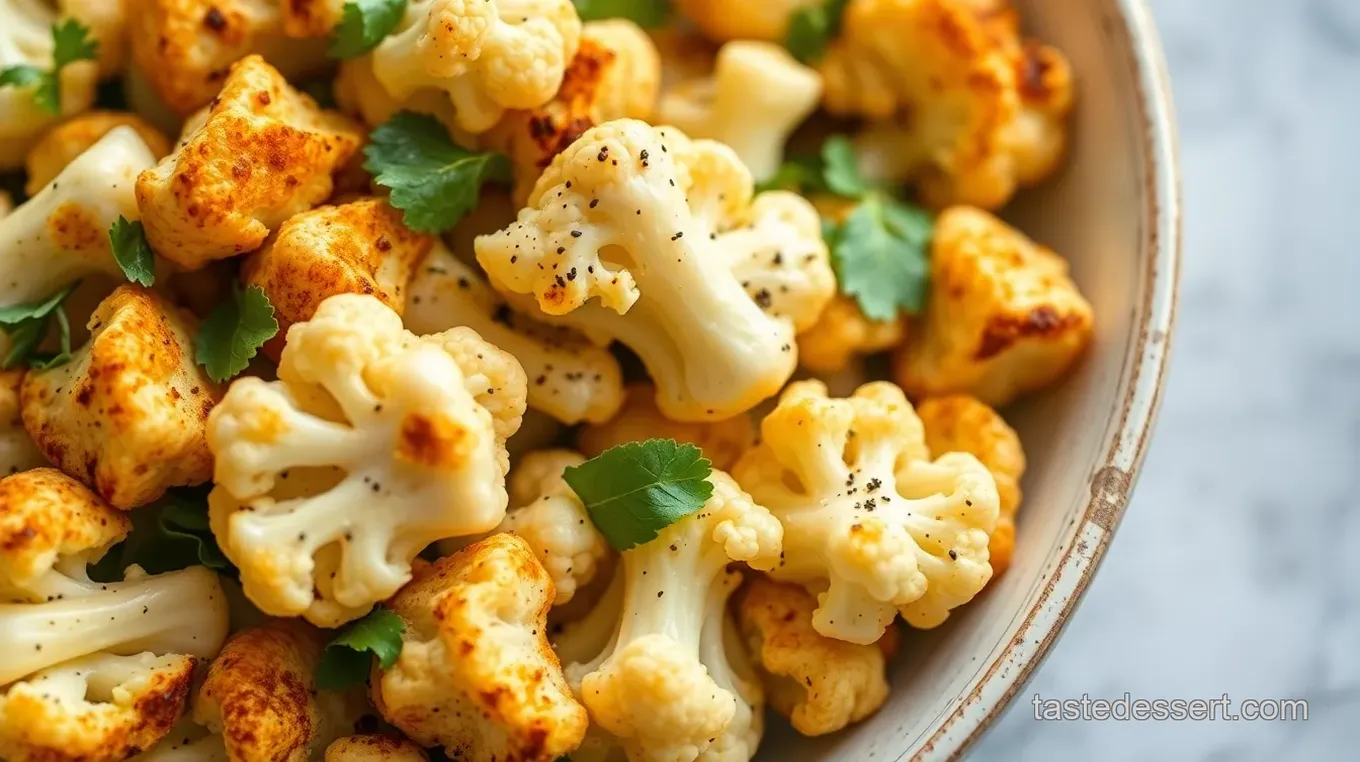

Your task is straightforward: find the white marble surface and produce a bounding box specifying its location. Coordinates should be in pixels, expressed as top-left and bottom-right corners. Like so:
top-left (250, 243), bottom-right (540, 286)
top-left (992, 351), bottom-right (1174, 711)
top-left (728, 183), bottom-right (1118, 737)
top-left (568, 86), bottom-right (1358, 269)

top-left (973, 1), bottom-right (1360, 759)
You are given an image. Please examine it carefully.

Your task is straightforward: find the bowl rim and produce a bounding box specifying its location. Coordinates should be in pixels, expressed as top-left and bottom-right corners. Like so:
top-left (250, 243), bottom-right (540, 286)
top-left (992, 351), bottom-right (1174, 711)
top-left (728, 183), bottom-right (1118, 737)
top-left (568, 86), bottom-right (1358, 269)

top-left (906, 1), bottom-right (1182, 759)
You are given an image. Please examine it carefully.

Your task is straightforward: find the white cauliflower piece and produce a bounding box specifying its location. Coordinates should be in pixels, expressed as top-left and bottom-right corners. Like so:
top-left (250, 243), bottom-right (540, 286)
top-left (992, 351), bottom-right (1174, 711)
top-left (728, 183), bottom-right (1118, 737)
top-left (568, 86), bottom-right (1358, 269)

top-left (732, 381), bottom-right (999, 642)
top-left (20, 286), bottom-right (222, 510)
top-left (475, 119), bottom-right (834, 421)
top-left (406, 241), bottom-right (624, 425)
top-left (576, 383), bottom-right (754, 472)
top-left (657, 41), bottom-right (821, 181)
top-left (672, 0), bottom-right (820, 43)
top-left (371, 0), bottom-right (583, 134)
top-left (326, 735), bottom-right (430, 762)
top-left (206, 294), bottom-right (527, 627)
top-left (135, 55), bottom-right (365, 271)
top-left (374, 533), bottom-right (588, 762)
top-left (0, 0), bottom-right (99, 170)
top-left (696, 573), bottom-right (764, 762)
top-left (554, 470), bottom-right (782, 762)
top-left (0, 126), bottom-right (156, 308)
top-left (25, 111), bottom-right (172, 195)
top-left (334, 52), bottom-right (468, 142)
top-left (1, 371), bottom-right (45, 478)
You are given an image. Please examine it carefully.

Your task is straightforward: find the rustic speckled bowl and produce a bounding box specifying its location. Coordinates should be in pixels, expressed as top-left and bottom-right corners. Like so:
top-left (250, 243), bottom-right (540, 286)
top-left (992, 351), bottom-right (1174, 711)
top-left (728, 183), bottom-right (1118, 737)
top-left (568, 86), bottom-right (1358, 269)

top-left (758, 0), bottom-right (1181, 759)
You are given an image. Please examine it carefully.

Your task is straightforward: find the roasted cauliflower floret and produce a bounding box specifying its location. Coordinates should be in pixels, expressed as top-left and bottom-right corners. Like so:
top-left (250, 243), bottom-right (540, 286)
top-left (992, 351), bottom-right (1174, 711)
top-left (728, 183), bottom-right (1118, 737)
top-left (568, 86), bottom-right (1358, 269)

top-left (917, 394), bottom-right (1024, 577)
top-left (20, 286), bottom-right (221, 510)
top-left (126, 0), bottom-right (330, 115)
top-left (243, 197), bottom-right (434, 361)
top-left (25, 111), bottom-right (172, 195)
top-left (371, 0), bottom-right (583, 134)
top-left (1, 372), bottom-right (45, 478)
top-left (797, 295), bottom-right (908, 374)
top-left (732, 380), bottom-right (1000, 641)
top-left (736, 577), bottom-right (890, 736)
top-left (485, 19), bottom-right (662, 202)
top-left (577, 383), bottom-right (755, 472)
top-left (0, 0), bottom-right (100, 170)
top-left (280, 0), bottom-right (347, 38)
top-left (476, 119), bottom-right (835, 421)
top-left (672, 0), bottom-right (821, 43)
top-left (206, 294), bottom-right (527, 626)
top-left (375, 533), bottom-right (588, 762)
top-left (405, 241), bottom-right (625, 425)
top-left (334, 52), bottom-right (468, 141)
top-left (554, 470), bottom-right (782, 762)
top-left (326, 735), bottom-right (430, 762)
top-left (657, 41), bottom-right (821, 181)
top-left (1, 127), bottom-right (156, 308)
top-left (894, 206), bottom-right (1093, 406)
top-left (135, 55), bottom-right (364, 271)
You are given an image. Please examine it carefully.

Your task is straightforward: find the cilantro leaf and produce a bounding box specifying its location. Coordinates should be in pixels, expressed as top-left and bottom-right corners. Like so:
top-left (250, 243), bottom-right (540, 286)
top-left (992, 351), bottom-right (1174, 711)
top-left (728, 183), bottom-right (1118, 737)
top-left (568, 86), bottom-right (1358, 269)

top-left (365, 112), bottom-right (511, 234)
top-left (157, 489), bottom-right (236, 575)
top-left (831, 193), bottom-right (932, 320)
top-left (100, 487), bottom-right (238, 578)
top-left (820, 135), bottom-right (868, 198)
top-left (109, 217), bottom-right (156, 287)
top-left (0, 20), bottom-right (100, 115)
top-left (572, 0), bottom-right (671, 27)
top-left (562, 439), bottom-right (714, 552)
top-left (785, 0), bottom-right (850, 63)
top-left (195, 283), bottom-right (278, 383)
top-left (754, 154), bottom-right (823, 194)
top-left (329, 0), bottom-right (407, 59)
top-left (316, 607), bottom-right (406, 690)
top-left (26, 307), bottom-right (73, 370)
top-left (0, 282), bottom-right (80, 370)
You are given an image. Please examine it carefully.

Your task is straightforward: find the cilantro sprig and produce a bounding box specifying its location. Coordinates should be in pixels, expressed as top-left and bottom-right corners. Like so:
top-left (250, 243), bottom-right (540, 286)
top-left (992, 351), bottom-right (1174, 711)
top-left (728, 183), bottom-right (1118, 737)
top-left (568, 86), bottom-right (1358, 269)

top-left (563, 439), bottom-right (714, 552)
top-left (0, 20), bottom-right (99, 115)
top-left (109, 217), bottom-right (156, 287)
top-left (765, 136), bottom-right (934, 320)
top-left (571, 0), bottom-right (672, 27)
top-left (785, 0), bottom-right (850, 64)
top-left (329, 0), bottom-right (408, 59)
top-left (194, 282), bottom-right (278, 383)
top-left (0, 282), bottom-right (79, 370)
top-left (364, 112), bottom-right (511, 234)
top-left (316, 607), bottom-right (406, 690)
top-left (89, 487), bottom-right (237, 581)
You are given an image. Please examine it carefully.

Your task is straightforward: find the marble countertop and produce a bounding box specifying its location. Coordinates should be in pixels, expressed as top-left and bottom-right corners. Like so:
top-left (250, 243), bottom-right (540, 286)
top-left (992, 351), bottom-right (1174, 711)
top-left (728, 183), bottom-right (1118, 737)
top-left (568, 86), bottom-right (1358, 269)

top-left (973, 0), bottom-right (1360, 759)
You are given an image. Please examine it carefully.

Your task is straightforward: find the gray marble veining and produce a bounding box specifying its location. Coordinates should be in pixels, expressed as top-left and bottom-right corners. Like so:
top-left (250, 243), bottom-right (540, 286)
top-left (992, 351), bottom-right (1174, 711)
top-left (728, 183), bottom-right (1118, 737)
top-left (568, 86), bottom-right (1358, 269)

top-left (973, 1), bottom-right (1360, 759)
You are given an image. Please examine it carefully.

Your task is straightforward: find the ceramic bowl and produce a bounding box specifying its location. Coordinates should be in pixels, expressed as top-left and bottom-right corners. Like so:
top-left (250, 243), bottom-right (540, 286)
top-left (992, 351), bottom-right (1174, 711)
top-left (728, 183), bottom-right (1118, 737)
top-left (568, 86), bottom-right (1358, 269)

top-left (757, 0), bottom-right (1181, 759)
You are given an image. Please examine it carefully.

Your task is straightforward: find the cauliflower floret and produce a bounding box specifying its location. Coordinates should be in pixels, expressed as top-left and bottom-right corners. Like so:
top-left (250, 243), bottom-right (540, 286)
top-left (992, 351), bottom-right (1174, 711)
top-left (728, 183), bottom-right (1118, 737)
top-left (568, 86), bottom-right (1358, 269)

top-left (1, 372), bottom-right (45, 478)
top-left (696, 573), bottom-right (764, 762)
top-left (405, 241), bottom-right (624, 424)
top-left (371, 0), bottom-right (583, 134)
top-left (0, 0), bottom-right (100, 170)
top-left (917, 394), bottom-right (1024, 577)
top-left (0, 126), bottom-right (156, 308)
top-left (484, 19), bottom-right (662, 203)
top-left (672, 0), bottom-right (821, 43)
top-left (334, 52), bottom-right (468, 142)
top-left (475, 119), bottom-right (834, 421)
top-left (243, 197), bottom-right (434, 361)
top-left (797, 295), bottom-right (908, 374)
top-left (735, 577), bottom-right (890, 736)
top-left (326, 735), bottom-right (430, 762)
top-left (0, 467), bottom-right (229, 682)
top-left (20, 286), bottom-right (222, 510)
top-left (577, 383), bottom-right (755, 472)
top-left (374, 533), bottom-right (588, 761)
top-left (0, 652), bottom-right (198, 762)
top-left (893, 206), bottom-right (1093, 406)
top-left (206, 294), bottom-right (527, 626)
top-left (135, 55), bottom-right (364, 271)
top-left (25, 111), bottom-right (172, 195)
top-left (732, 380), bottom-right (999, 641)
top-left (280, 0), bottom-right (346, 38)
top-left (126, 715), bottom-right (225, 762)
top-left (657, 41), bottom-right (821, 182)
top-left (126, 0), bottom-right (330, 115)
top-left (554, 470), bottom-right (782, 762)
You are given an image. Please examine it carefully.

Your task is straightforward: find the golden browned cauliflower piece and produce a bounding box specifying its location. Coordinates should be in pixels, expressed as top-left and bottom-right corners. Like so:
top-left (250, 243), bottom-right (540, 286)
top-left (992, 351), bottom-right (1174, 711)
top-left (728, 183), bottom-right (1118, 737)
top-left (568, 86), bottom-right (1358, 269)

top-left (736, 577), bottom-right (891, 736)
top-left (20, 286), bottom-right (222, 510)
top-left (135, 55), bottom-right (364, 270)
top-left (280, 0), bottom-right (346, 38)
top-left (917, 394), bottom-right (1024, 576)
top-left (893, 206), bottom-right (1093, 406)
top-left (576, 383), bottom-right (755, 472)
top-left (1, 372), bottom-right (46, 478)
top-left (243, 197), bottom-right (434, 361)
top-left (797, 295), bottom-right (908, 374)
top-left (25, 112), bottom-right (173, 196)
top-left (126, 0), bottom-right (330, 115)
top-left (375, 533), bottom-right (588, 762)
top-left (326, 735), bottom-right (431, 762)
top-left (673, 0), bottom-right (821, 43)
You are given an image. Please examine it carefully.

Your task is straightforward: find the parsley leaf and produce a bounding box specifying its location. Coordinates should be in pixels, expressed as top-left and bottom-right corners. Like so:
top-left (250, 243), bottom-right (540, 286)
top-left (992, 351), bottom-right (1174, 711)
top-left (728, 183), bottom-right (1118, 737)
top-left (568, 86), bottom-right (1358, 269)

top-left (562, 439), bottom-right (714, 552)
top-left (195, 282), bottom-right (278, 383)
top-left (109, 217), bottom-right (156, 287)
top-left (832, 193), bottom-right (932, 320)
top-left (0, 282), bottom-right (80, 370)
top-left (316, 607), bottom-right (406, 690)
top-left (572, 0), bottom-right (671, 27)
top-left (95, 487), bottom-right (239, 579)
top-left (785, 0), bottom-right (850, 63)
top-left (329, 0), bottom-right (407, 59)
top-left (365, 112), bottom-right (511, 234)
top-left (0, 20), bottom-right (100, 115)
